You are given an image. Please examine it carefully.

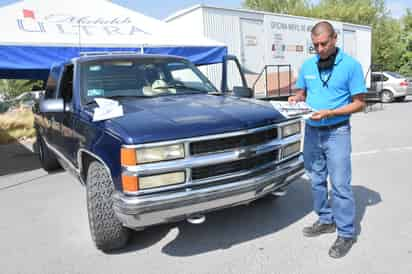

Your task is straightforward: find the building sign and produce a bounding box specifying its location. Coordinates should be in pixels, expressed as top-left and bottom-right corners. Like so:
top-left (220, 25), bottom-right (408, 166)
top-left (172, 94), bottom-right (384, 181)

top-left (245, 35), bottom-right (257, 46)
top-left (17, 9), bottom-right (151, 36)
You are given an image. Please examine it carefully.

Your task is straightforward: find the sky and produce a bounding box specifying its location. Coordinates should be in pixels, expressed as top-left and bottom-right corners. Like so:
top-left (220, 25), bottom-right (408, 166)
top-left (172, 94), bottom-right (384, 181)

top-left (0, 0), bottom-right (410, 20)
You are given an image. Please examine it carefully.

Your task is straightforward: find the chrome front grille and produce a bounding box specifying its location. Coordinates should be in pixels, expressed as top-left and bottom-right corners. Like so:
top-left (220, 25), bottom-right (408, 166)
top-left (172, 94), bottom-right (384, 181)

top-left (191, 150), bottom-right (278, 180)
top-left (190, 128), bottom-right (278, 155)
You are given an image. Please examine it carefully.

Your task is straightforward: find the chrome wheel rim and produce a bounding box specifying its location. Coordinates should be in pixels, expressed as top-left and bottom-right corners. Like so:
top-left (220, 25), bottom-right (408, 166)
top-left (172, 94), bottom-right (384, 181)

top-left (382, 91), bottom-right (392, 102)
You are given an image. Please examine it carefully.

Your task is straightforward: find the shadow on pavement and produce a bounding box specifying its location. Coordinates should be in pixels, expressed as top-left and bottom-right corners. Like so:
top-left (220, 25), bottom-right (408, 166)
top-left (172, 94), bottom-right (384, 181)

top-left (110, 177), bottom-right (313, 256)
top-left (363, 101), bottom-right (384, 113)
top-left (161, 178), bottom-right (312, 257)
top-left (109, 224), bottom-right (175, 255)
top-left (353, 185), bottom-right (382, 237)
top-left (0, 133), bottom-right (41, 176)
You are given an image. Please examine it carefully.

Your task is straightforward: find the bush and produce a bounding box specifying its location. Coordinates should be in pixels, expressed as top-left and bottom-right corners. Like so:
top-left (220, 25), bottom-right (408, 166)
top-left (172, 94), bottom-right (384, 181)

top-left (0, 109), bottom-right (35, 144)
top-left (0, 101), bottom-right (11, 113)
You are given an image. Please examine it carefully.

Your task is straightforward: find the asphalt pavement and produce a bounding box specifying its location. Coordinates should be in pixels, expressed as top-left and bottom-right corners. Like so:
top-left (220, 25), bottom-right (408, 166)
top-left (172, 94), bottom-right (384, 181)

top-left (1, 99), bottom-right (411, 274)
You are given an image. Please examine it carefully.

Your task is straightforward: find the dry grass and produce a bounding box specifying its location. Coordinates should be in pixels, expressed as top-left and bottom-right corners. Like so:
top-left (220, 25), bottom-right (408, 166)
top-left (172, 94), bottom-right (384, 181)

top-left (0, 108), bottom-right (35, 144)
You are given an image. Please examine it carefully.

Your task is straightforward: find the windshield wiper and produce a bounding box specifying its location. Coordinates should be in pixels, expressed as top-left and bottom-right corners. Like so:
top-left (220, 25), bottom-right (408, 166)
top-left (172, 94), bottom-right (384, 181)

top-left (106, 95), bottom-right (146, 100)
top-left (84, 100), bottom-right (97, 106)
top-left (153, 83), bottom-right (208, 93)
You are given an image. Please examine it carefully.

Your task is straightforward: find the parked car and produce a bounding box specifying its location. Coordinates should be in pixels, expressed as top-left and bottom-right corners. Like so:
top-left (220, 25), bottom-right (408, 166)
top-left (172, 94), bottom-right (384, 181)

top-left (369, 71), bottom-right (409, 103)
top-left (34, 53), bottom-right (304, 252)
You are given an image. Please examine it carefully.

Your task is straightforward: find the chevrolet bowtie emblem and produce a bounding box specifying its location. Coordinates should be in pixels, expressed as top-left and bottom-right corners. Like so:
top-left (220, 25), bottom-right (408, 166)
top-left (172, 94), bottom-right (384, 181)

top-left (238, 148), bottom-right (257, 158)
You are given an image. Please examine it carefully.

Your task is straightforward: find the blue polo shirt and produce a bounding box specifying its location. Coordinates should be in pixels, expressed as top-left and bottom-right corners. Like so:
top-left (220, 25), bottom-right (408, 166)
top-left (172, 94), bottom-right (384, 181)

top-left (296, 48), bottom-right (366, 127)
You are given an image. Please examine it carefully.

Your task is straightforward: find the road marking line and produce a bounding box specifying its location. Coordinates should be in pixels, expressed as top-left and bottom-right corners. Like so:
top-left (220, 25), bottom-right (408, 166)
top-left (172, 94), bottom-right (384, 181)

top-left (385, 146), bottom-right (412, 152)
top-left (353, 146), bottom-right (412, 157)
top-left (352, 150), bottom-right (381, 156)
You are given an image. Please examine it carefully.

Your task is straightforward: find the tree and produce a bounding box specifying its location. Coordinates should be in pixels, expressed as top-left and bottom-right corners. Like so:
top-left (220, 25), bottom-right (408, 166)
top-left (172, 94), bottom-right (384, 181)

top-left (244, 0), bottom-right (387, 25)
top-left (243, 0), bottom-right (313, 16)
top-left (0, 79), bottom-right (43, 99)
top-left (309, 0), bottom-right (386, 26)
top-left (399, 9), bottom-right (412, 76)
top-left (372, 17), bottom-right (403, 72)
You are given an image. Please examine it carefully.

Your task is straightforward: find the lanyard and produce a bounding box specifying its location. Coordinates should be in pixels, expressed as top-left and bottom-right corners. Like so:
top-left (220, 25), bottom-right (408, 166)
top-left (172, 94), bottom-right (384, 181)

top-left (317, 65), bottom-right (335, 88)
top-left (316, 49), bottom-right (338, 88)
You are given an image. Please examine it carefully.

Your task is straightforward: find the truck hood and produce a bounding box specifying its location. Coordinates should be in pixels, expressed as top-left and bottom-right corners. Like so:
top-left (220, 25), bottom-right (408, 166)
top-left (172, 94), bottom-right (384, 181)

top-left (101, 94), bottom-right (285, 144)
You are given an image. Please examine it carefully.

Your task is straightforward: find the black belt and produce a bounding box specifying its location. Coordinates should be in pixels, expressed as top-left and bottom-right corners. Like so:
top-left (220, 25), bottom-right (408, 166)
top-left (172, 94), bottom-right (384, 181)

top-left (310, 120), bottom-right (349, 130)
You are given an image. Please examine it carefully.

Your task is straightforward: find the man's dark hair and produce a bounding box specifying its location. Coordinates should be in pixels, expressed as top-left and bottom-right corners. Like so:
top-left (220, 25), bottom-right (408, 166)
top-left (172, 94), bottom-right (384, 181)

top-left (311, 21), bottom-right (336, 38)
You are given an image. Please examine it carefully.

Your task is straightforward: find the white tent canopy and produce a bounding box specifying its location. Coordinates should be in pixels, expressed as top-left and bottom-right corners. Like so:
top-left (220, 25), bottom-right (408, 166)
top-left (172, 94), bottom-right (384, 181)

top-left (0, 0), bottom-right (227, 79)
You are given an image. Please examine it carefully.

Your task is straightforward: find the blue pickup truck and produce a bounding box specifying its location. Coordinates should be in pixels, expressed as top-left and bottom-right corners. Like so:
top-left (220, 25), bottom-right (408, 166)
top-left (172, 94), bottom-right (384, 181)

top-left (34, 53), bottom-right (304, 252)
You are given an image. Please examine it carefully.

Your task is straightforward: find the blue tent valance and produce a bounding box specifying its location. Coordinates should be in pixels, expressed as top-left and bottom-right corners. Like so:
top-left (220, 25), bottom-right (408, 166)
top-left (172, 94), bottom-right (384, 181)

top-left (0, 45), bottom-right (227, 80)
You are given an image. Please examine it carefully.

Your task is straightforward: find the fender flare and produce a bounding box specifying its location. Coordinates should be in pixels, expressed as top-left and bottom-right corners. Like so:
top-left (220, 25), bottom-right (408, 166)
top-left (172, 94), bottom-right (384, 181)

top-left (77, 149), bottom-right (113, 185)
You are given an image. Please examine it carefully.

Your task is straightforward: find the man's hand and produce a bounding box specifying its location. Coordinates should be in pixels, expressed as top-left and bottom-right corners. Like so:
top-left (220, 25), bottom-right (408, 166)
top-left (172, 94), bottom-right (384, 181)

top-left (288, 95), bottom-right (300, 104)
top-left (288, 92), bottom-right (305, 104)
top-left (288, 89), bottom-right (306, 104)
top-left (310, 109), bottom-right (334, 121)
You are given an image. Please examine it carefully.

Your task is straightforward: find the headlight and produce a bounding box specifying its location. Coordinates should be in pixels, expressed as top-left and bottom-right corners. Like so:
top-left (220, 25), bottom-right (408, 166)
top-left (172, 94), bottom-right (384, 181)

top-left (281, 141), bottom-right (301, 159)
top-left (136, 144), bottom-right (185, 164)
top-left (139, 171), bottom-right (185, 189)
top-left (281, 121), bottom-right (301, 138)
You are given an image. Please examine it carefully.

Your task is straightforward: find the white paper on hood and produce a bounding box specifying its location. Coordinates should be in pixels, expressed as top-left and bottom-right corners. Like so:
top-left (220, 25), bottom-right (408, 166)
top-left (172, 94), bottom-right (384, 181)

top-left (269, 100), bottom-right (316, 119)
top-left (92, 98), bottom-right (124, 122)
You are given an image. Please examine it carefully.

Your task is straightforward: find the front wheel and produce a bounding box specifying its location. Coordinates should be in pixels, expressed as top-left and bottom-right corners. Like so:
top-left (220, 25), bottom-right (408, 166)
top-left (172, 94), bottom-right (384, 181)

top-left (380, 90), bottom-right (394, 103)
top-left (86, 161), bottom-right (130, 252)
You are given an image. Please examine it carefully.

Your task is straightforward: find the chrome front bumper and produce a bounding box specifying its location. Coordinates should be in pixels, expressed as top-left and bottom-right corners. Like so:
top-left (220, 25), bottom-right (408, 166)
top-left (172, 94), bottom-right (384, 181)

top-left (112, 156), bottom-right (304, 229)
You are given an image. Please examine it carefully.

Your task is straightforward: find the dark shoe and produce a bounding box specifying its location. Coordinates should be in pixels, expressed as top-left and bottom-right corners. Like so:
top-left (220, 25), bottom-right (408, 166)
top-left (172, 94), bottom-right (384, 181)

top-left (328, 236), bottom-right (356, 259)
top-left (302, 220), bottom-right (336, 237)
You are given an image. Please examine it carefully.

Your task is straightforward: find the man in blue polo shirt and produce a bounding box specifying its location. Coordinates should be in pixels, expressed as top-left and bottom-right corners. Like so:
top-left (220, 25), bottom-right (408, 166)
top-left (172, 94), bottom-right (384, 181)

top-left (289, 21), bottom-right (366, 258)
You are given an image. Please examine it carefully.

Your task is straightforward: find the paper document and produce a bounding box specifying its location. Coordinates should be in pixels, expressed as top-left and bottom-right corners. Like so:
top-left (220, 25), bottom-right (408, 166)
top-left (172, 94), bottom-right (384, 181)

top-left (269, 100), bottom-right (316, 119)
top-left (93, 98), bottom-right (124, 122)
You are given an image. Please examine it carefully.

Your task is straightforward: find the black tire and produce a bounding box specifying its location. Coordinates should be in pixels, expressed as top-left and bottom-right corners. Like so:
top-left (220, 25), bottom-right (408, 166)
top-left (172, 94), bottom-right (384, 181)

top-left (37, 133), bottom-right (61, 172)
top-left (86, 161), bottom-right (130, 252)
top-left (380, 90), bottom-right (394, 103)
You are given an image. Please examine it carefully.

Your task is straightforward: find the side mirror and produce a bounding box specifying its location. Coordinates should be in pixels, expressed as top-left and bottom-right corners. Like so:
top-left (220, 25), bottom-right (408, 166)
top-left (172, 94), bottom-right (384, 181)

top-left (39, 98), bottom-right (65, 113)
top-left (233, 86), bottom-right (254, 98)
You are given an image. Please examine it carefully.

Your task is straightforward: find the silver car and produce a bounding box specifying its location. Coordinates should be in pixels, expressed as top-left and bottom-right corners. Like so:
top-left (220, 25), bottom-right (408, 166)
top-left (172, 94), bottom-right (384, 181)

top-left (370, 71), bottom-right (410, 103)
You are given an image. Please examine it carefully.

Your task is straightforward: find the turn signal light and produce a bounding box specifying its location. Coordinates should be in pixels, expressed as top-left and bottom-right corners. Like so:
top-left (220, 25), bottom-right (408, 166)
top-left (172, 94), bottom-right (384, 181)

top-left (122, 175), bottom-right (139, 192)
top-left (121, 147), bottom-right (137, 166)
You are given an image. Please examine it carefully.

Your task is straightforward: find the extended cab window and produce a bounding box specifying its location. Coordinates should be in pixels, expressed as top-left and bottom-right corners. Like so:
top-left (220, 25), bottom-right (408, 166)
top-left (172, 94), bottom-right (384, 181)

top-left (80, 58), bottom-right (217, 104)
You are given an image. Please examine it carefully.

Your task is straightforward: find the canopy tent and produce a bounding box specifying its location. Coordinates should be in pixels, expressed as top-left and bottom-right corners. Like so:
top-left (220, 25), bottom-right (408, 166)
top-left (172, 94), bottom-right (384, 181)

top-left (0, 0), bottom-right (227, 79)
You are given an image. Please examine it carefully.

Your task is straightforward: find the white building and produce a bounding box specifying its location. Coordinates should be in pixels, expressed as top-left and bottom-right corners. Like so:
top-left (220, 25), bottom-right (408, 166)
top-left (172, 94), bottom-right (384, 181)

top-left (166, 5), bottom-right (372, 96)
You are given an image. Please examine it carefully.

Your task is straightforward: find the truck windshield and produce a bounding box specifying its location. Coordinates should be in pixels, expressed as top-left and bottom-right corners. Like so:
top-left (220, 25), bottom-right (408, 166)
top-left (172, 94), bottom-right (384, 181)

top-left (81, 58), bottom-right (217, 104)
